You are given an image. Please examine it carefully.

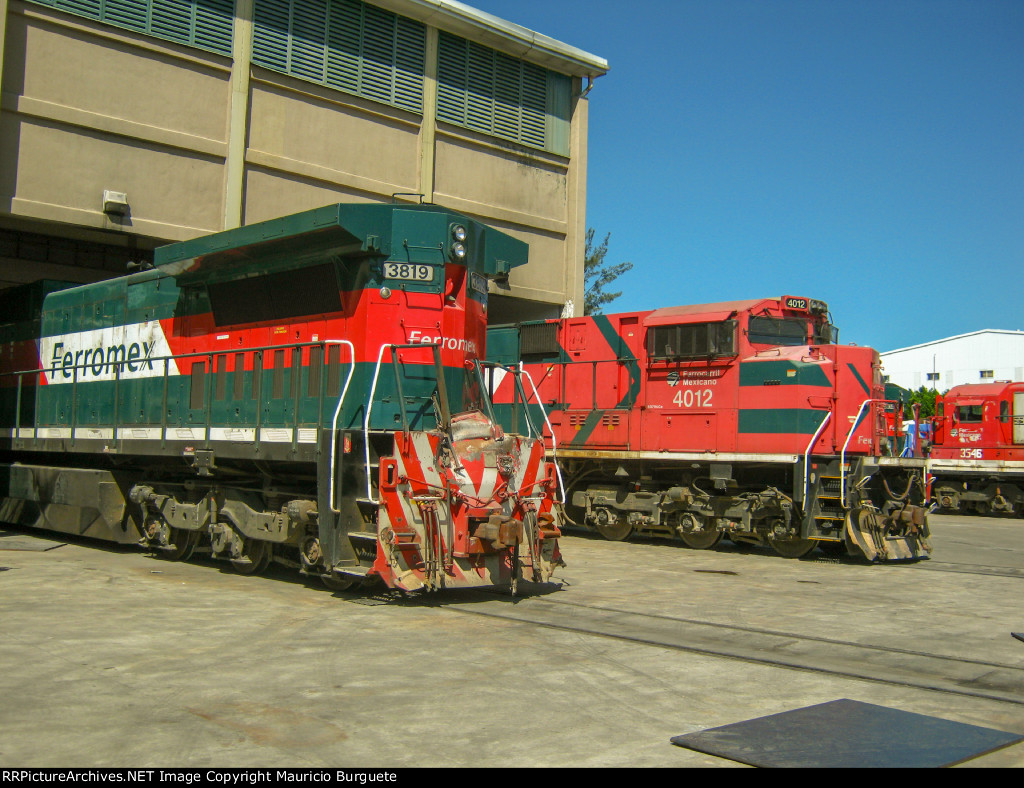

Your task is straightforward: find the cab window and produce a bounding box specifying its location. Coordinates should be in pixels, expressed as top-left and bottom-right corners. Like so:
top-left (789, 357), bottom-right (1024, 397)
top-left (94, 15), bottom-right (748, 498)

top-left (956, 405), bottom-right (983, 423)
top-left (748, 316), bottom-right (808, 346)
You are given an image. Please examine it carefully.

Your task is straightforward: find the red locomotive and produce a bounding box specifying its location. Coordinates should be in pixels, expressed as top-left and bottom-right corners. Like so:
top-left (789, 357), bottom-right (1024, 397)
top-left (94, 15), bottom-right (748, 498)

top-left (488, 295), bottom-right (930, 561)
top-left (0, 203), bottom-right (563, 593)
top-left (930, 381), bottom-right (1024, 516)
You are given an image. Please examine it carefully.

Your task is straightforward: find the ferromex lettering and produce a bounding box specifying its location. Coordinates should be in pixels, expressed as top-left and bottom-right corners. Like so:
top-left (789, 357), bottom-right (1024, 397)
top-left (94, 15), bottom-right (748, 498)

top-left (407, 329), bottom-right (477, 355)
top-left (40, 322), bottom-right (180, 384)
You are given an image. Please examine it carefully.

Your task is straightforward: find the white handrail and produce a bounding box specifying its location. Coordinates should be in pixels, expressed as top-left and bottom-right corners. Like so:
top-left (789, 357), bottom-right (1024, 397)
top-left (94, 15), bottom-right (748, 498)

top-left (519, 365), bottom-right (566, 504)
top-left (840, 398), bottom-right (880, 507)
top-left (363, 343), bottom-right (393, 503)
top-left (802, 410), bottom-right (832, 506)
top-left (326, 340), bottom-right (356, 514)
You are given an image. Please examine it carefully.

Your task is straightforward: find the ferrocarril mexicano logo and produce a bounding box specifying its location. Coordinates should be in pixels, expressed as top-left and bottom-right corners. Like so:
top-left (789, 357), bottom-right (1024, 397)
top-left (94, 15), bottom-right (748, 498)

top-left (40, 322), bottom-right (180, 384)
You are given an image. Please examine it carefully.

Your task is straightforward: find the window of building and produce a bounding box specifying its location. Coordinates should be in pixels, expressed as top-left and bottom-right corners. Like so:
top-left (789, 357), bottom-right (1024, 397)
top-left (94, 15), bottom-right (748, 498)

top-left (980, 370), bottom-right (995, 379)
top-left (437, 32), bottom-right (571, 155)
top-left (926, 372), bottom-right (940, 381)
top-left (27, 0), bottom-right (234, 56)
top-left (252, 0), bottom-right (426, 115)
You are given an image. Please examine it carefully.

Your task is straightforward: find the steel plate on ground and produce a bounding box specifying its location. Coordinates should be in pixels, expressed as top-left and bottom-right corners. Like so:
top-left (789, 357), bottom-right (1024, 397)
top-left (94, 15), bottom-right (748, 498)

top-left (670, 698), bottom-right (1024, 767)
top-left (0, 529), bottom-right (66, 551)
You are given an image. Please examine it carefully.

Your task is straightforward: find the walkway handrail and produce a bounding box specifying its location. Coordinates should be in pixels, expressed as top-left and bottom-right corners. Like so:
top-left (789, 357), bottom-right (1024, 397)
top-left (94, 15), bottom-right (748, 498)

top-left (361, 343), bottom-right (446, 503)
top-left (326, 340), bottom-right (356, 514)
top-left (519, 365), bottom-right (566, 505)
top-left (840, 398), bottom-right (884, 506)
top-left (802, 410), bottom-right (833, 506)
top-left (363, 344), bottom-right (393, 503)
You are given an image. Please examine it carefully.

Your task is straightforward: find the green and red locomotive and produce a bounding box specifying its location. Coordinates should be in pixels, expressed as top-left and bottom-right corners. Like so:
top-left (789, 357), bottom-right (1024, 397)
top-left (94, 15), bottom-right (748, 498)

top-left (930, 381), bottom-right (1024, 516)
top-left (0, 203), bottom-right (563, 592)
top-left (488, 296), bottom-right (930, 561)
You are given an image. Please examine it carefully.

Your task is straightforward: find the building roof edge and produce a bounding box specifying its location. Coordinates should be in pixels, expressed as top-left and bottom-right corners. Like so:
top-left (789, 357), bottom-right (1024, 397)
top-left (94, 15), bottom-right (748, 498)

top-left (375, 0), bottom-right (609, 77)
top-left (881, 329), bottom-right (1024, 356)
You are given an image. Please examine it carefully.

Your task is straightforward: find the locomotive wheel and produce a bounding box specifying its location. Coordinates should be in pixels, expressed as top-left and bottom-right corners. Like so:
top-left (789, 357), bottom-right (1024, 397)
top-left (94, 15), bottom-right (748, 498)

top-left (767, 535), bottom-right (816, 559)
top-left (676, 514), bottom-right (723, 550)
top-left (595, 519), bottom-right (633, 541)
top-left (160, 527), bottom-right (200, 562)
top-left (592, 508), bottom-right (633, 541)
top-left (230, 539), bottom-right (272, 575)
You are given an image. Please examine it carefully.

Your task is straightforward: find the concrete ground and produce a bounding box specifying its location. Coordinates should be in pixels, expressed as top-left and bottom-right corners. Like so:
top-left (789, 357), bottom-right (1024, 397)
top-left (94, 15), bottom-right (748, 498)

top-left (1, 513), bottom-right (1022, 768)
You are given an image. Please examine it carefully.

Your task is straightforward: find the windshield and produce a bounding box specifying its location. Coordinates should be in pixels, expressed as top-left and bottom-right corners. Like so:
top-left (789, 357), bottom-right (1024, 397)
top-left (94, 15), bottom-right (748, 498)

top-left (748, 316), bottom-right (809, 346)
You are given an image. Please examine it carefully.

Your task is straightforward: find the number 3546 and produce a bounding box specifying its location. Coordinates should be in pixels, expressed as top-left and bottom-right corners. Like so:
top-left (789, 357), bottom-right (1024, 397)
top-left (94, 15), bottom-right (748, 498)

top-left (960, 448), bottom-right (983, 459)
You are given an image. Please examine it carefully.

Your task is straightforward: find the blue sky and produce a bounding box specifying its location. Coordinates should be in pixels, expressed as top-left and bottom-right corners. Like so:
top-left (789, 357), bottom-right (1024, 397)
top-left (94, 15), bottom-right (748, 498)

top-left (466, 0), bottom-right (1024, 352)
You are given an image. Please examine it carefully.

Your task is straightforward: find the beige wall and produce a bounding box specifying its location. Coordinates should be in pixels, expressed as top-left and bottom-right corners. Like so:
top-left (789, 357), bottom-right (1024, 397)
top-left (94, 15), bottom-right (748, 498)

top-left (0, 0), bottom-right (593, 316)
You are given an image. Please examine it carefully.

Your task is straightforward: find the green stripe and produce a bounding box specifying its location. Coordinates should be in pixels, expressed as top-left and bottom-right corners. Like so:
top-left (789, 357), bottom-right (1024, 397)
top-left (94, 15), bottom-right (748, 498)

top-left (739, 408), bottom-right (832, 434)
top-left (30, 361), bottom-right (467, 433)
top-left (847, 362), bottom-right (871, 396)
top-left (739, 360), bottom-right (831, 388)
top-left (567, 410), bottom-right (605, 446)
top-left (592, 315), bottom-right (642, 408)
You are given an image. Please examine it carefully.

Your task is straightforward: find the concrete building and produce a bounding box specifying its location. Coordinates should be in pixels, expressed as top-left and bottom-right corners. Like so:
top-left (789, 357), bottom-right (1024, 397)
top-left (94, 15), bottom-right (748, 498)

top-left (880, 330), bottom-right (1024, 392)
top-left (0, 0), bottom-right (607, 322)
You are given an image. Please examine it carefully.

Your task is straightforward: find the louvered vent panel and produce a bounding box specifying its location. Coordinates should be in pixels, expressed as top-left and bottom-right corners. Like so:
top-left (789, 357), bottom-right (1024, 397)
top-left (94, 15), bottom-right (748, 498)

top-left (435, 30), bottom-right (564, 153)
top-left (325, 0), bottom-right (360, 94)
top-left (290, 0), bottom-right (328, 82)
top-left (30, 0), bottom-right (232, 55)
top-left (250, 0), bottom-right (423, 113)
top-left (253, 0), bottom-right (290, 70)
top-left (519, 322), bottom-right (560, 357)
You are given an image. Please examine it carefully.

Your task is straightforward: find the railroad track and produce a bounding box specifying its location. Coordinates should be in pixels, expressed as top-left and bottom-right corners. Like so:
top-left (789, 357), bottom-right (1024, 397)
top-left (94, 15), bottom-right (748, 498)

top-left (438, 592), bottom-right (1024, 708)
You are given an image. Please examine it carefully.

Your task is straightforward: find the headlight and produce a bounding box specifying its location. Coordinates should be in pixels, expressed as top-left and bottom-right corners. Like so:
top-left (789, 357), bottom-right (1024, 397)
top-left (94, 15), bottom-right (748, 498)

top-left (451, 242), bottom-right (467, 260)
top-left (451, 224), bottom-right (467, 242)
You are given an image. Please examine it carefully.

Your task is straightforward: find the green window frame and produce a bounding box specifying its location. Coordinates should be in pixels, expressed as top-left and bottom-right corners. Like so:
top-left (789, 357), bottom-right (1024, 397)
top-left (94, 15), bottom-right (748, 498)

top-left (26, 0), bottom-right (234, 56)
top-left (437, 31), bottom-right (571, 155)
top-left (252, 0), bottom-right (426, 115)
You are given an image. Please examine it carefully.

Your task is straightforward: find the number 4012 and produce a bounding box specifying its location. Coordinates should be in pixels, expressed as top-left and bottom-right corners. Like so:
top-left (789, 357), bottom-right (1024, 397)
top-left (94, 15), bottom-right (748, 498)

top-left (673, 389), bottom-right (712, 408)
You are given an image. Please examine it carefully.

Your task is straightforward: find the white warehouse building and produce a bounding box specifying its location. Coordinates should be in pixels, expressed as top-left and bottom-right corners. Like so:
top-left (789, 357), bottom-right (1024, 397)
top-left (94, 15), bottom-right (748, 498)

top-left (880, 330), bottom-right (1024, 392)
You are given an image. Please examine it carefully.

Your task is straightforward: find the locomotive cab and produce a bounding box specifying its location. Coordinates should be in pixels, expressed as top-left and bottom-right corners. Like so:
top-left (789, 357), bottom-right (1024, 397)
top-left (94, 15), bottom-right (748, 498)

top-left (930, 382), bottom-right (1024, 516)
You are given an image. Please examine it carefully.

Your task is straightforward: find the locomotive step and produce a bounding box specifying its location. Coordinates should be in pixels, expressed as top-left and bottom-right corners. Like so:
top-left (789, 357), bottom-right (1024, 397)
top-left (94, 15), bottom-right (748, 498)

top-left (333, 565), bottom-right (372, 578)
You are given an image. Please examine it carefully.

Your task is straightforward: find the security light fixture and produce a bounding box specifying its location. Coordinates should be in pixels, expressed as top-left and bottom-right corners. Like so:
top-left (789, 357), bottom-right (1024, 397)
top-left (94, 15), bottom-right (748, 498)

top-left (103, 190), bottom-right (129, 216)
